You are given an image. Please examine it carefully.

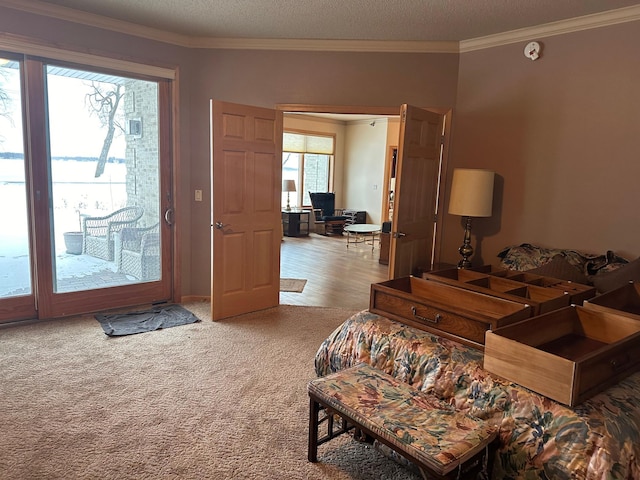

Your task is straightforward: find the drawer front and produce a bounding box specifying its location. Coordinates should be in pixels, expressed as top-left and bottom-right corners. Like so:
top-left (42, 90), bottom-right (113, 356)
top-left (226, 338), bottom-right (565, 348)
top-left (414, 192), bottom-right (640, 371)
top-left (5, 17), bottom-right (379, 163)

top-left (575, 334), bottom-right (640, 404)
top-left (371, 290), bottom-right (489, 345)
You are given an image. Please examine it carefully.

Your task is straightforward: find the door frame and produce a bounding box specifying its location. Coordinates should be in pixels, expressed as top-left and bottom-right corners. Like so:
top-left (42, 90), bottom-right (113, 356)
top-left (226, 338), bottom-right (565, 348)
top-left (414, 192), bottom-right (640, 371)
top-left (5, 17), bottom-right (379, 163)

top-left (276, 104), bottom-right (452, 267)
top-left (0, 54), bottom-right (177, 323)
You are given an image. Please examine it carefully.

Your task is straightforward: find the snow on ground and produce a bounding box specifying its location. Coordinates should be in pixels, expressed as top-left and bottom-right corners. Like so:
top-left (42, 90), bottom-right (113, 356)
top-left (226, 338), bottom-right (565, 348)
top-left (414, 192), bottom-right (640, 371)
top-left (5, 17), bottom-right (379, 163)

top-left (0, 158), bottom-right (127, 296)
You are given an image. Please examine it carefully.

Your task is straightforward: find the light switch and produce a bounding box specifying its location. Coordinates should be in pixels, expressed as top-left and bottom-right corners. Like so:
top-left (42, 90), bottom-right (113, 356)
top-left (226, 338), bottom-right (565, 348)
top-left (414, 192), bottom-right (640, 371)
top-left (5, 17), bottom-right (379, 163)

top-left (195, 189), bottom-right (203, 202)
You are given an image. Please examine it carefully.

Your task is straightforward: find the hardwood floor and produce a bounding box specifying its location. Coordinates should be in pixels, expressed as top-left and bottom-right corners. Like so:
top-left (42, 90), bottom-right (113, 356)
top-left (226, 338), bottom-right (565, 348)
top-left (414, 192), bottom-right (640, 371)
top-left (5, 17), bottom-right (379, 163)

top-left (280, 232), bottom-right (389, 310)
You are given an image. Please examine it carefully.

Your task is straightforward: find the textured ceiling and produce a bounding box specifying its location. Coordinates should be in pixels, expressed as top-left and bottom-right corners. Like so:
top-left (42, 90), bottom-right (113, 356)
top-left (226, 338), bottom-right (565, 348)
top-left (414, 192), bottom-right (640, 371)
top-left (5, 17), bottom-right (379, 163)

top-left (30, 0), bottom-right (640, 41)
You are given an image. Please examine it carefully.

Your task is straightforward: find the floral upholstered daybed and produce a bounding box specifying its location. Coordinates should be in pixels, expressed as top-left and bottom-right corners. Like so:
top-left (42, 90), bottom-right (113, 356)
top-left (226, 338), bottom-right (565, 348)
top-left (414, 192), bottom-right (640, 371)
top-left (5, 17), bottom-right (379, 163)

top-left (314, 244), bottom-right (640, 479)
top-left (315, 311), bottom-right (640, 479)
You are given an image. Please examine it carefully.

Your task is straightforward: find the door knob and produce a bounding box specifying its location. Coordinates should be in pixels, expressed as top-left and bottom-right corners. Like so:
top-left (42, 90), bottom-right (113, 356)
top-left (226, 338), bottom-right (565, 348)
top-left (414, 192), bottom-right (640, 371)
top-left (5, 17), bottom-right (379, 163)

top-left (214, 222), bottom-right (228, 230)
top-left (164, 208), bottom-right (174, 225)
top-left (392, 232), bottom-right (406, 238)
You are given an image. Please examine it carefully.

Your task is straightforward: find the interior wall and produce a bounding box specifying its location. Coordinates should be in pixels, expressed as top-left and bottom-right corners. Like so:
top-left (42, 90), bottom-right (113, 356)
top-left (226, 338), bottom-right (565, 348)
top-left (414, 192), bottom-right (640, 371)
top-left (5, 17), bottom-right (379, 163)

top-left (189, 50), bottom-right (459, 295)
top-left (445, 20), bottom-right (640, 267)
top-left (343, 119), bottom-right (389, 224)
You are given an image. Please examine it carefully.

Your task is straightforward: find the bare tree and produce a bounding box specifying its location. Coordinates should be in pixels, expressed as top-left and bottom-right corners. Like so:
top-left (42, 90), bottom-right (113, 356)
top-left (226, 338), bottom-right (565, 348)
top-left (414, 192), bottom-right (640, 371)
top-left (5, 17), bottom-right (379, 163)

top-left (0, 69), bottom-right (13, 144)
top-left (86, 82), bottom-right (124, 177)
top-left (0, 66), bottom-right (8, 105)
top-left (0, 88), bottom-right (8, 119)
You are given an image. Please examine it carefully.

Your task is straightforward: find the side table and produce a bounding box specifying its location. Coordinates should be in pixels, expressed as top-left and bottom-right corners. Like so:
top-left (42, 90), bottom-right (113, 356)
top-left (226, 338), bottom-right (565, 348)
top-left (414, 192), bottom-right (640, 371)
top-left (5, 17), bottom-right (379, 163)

top-left (282, 210), bottom-right (310, 237)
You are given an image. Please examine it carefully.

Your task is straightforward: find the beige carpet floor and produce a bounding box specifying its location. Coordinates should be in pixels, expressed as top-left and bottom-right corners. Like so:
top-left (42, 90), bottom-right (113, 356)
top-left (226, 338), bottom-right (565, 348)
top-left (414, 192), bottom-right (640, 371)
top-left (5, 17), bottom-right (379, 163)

top-left (0, 303), bottom-right (420, 480)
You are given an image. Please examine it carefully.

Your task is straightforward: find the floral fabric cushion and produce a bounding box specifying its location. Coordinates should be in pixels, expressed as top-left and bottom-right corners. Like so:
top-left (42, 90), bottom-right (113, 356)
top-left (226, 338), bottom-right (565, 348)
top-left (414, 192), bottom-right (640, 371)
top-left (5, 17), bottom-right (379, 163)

top-left (497, 243), bottom-right (629, 278)
top-left (308, 363), bottom-right (497, 475)
top-left (315, 310), bottom-right (640, 480)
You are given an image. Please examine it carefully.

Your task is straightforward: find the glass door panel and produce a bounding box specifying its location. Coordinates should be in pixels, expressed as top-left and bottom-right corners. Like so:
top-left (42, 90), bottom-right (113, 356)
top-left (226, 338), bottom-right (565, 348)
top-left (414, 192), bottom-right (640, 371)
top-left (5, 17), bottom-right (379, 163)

top-left (0, 58), bottom-right (32, 299)
top-left (45, 66), bottom-right (161, 293)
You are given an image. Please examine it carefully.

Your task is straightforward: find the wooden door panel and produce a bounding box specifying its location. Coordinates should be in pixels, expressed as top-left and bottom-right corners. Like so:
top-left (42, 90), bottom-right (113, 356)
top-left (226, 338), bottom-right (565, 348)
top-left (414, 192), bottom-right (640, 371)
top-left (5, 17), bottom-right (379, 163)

top-left (390, 105), bottom-right (445, 279)
top-left (222, 151), bottom-right (247, 214)
top-left (222, 232), bottom-right (246, 293)
top-left (211, 101), bottom-right (282, 320)
top-left (255, 153), bottom-right (278, 211)
top-left (253, 229), bottom-right (277, 286)
top-left (255, 117), bottom-right (278, 142)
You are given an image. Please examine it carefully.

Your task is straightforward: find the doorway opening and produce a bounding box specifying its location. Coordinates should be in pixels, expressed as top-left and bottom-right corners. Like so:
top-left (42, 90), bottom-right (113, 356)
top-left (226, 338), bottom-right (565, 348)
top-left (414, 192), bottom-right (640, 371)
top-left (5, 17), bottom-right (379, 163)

top-left (278, 106), bottom-right (398, 309)
top-left (278, 104), bottom-right (451, 307)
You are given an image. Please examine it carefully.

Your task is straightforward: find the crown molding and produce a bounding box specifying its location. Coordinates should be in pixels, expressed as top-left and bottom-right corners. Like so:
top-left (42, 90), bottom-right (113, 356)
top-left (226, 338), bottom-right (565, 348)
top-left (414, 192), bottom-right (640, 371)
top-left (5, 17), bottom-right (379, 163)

top-left (1, 0), bottom-right (193, 47)
top-left (3, 0), bottom-right (640, 54)
top-left (187, 37), bottom-right (458, 53)
top-left (460, 5), bottom-right (640, 53)
top-left (0, 32), bottom-right (176, 78)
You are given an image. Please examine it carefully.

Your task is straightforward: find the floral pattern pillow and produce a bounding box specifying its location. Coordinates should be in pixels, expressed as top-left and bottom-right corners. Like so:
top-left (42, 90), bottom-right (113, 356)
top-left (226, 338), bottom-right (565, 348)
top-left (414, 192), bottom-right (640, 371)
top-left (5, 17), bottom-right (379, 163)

top-left (497, 243), bottom-right (628, 277)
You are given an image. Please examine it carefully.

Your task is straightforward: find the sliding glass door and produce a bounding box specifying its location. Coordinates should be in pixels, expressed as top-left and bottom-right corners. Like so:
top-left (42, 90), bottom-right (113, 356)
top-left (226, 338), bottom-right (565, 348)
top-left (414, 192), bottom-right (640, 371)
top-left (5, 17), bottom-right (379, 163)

top-left (0, 53), bottom-right (173, 322)
top-left (46, 66), bottom-right (162, 293)
top-left (0, 55), bottom-right (36, 320)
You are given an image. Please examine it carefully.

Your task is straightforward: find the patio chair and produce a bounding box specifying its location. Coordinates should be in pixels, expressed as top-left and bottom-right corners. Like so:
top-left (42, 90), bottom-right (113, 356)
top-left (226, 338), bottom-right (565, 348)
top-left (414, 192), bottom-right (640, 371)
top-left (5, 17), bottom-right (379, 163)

top-left (309, 192), bottom-right (347, 235)
top-left (116, 223), bottom-right (161, 281)
top-left (82, 206), bottom-right (144, 261)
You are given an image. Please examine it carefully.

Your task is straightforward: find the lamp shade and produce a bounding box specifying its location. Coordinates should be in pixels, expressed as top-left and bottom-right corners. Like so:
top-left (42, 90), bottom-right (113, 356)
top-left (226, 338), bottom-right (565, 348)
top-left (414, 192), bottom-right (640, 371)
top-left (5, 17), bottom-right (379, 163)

top-left (282, 179), bottom-right (296, 192)
top-left (448, 168), bottom-right (495, 217)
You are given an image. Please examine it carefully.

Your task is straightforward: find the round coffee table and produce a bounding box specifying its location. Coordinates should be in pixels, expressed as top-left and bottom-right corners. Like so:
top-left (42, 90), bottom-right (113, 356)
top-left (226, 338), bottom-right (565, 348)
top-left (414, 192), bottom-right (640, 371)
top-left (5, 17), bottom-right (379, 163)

top-left (344, 223), bottom-right (381, 251)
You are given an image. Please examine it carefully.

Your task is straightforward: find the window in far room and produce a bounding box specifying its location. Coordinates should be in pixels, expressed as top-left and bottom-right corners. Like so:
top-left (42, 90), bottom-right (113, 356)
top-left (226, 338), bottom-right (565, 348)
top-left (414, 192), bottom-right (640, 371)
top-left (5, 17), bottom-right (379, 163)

top-left (282, 131), bottom-right (334, 208)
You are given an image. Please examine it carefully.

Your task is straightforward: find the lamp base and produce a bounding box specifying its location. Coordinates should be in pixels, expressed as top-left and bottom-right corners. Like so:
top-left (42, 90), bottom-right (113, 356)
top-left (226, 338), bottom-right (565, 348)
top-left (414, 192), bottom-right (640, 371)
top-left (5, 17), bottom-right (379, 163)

top-left (457, 216), bottom-right (474, 269)
top-left (457, 257), bottom-right (472, 269)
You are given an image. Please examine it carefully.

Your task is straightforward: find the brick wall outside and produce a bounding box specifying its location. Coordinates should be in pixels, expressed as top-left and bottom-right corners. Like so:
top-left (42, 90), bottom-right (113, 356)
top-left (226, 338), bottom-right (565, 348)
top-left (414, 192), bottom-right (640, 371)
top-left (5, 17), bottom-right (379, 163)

top-left (123, 80), bottom-right (160, 228)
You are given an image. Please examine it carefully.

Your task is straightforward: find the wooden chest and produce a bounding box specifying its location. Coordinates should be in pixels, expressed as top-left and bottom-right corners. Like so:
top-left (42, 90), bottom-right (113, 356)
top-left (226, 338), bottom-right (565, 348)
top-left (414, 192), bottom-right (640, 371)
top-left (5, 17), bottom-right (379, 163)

top-left (584, 281), bottom-right (640, 321)
top-left (484, 305), bottom-right (640, 406)
top-left (423, 268), bottom-right (570, 315)
top-left (369, 276), bottom-right (532, 349)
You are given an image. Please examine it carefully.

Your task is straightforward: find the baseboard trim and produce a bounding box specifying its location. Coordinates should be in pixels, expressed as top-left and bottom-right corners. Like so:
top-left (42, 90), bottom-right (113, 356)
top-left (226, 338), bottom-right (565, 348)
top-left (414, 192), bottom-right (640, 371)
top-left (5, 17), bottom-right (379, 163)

top-left (181, 295), bottom-right (211, 303)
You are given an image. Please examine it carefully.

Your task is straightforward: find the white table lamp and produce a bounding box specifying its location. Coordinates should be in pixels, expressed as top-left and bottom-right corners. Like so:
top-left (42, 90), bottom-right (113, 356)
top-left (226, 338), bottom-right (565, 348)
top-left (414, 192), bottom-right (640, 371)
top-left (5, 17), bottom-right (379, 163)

top-left (282, 179), bottom-right (296, 211)
top-left (448, 168), bottom-right (495, 269)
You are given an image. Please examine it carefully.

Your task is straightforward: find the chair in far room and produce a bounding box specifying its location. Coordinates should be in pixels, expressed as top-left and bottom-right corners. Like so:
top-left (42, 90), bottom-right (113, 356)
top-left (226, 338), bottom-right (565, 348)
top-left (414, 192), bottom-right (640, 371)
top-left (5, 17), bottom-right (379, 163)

top-left (309, 192), bottom-right (347, 236)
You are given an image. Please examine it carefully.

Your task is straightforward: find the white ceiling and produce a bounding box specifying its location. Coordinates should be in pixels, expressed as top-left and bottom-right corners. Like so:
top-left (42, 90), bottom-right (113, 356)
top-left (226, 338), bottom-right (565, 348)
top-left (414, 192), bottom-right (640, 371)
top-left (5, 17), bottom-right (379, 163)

top-left (16, 0), bottom-right (640, 44)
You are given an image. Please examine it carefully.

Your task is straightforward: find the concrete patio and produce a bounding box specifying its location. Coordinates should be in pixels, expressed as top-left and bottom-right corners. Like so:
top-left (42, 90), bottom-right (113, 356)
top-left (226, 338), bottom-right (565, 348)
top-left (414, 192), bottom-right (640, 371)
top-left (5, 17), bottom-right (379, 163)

top-left (0, 251), bottom-right (138, 297)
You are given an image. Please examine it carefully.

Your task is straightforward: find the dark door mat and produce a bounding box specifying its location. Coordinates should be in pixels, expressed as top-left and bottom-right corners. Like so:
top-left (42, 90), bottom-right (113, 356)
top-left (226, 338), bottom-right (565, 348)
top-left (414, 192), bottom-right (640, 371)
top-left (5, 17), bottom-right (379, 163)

top-left (95, 304), bottom-right (200, 336)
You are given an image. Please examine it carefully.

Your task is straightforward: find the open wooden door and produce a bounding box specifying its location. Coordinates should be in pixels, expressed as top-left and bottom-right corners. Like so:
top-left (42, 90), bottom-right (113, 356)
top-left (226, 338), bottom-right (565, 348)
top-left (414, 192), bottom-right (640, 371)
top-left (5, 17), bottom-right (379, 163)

top-left (210, 101), bottom-right (283, 320)
top-left (389, 105), bottom-right (445, 278)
